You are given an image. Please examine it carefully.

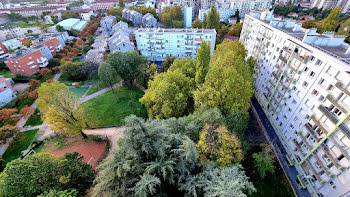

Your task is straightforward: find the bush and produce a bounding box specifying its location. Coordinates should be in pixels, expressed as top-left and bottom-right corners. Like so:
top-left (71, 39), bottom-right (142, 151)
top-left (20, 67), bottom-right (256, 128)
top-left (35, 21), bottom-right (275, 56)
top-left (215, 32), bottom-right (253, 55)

top-left (0, 125), bottom-right (19, 144)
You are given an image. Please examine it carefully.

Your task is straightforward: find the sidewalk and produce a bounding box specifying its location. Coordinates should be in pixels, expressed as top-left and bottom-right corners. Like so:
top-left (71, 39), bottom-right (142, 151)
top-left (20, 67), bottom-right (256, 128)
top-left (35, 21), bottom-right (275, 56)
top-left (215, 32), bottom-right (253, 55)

top-left (80, 82), bottom-right (123, 103)
top-left (251, 97), bottom-right (312, 197)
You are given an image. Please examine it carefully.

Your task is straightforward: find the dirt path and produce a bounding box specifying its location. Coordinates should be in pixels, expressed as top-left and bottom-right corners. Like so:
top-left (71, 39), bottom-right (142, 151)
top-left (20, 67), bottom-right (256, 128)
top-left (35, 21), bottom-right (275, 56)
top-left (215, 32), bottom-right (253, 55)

top-left (83, 126), bottom-right (125, 150)
top-left (80, 82), bottom-right (123, 103)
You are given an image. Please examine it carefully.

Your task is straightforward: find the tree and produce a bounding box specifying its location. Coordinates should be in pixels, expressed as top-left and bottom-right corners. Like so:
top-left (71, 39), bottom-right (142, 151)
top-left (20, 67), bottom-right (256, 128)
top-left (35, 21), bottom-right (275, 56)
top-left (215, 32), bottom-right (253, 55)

top-left (81, 61), bottom-right (99, 79)
top-left (0, 152), bottom-right (94, 197)
top-left (28, 79), bottom-right (41, 91)
top-left (234, 10), bottom-right (240, 23)
top-left (0, 126), bottom-right (18, 144)
top-left (194, 41), bottom-right (211, 86)
top-left (19, 106), bottom-right (34, 118)
top-left (60, 61), bottom-right (87, 81)
top-left (192, 18), bottom-right (203, 28)
top-left (172, 20), bottom-right (185, 28)
top-left (56, 25), bottom-right (65, 32)
top-left (107, 8), bottom-right (123, 17)
top-left (168, 57), bottom-right (196, 79)
top-left (98, 62), bottom-right (119, 92)
top-left (25, 39), bottom-right (32, 48)
top-left (35, 19), bottom-right (47, 33)
top-left (39, 68), bottom-right (52, 78)
top-left (38, 189), bottom-right (78, 197)
top-left (51, 15), bottom-right (59, 24)
top-left (193, 40), bottom-right (254, 116)
top-left (0, 109), bottom-right (17, 125)
top-left (161, 55), bottom-right (176, 72)
top-left (140, 70), bottom-right (195, 119)
top-left (205, 7), bottom-right (220, 31)
top-left (196, 123), bottom-right (242, 166)
top-left (253, 148), bottom-right (275, 179)
top-left (161, 6), bottom-right (183, 27)
top-left (317, 6), bottom-right (340, 33)
top-left (62, 12), bottom-right (79, 20)
top-left (119, 0), bottom-right (124, 8)
top-left (302, 19), bottom-right (317, 29)
top-left (37, 82), bottom-right (85, 136)
top-left (180, 164), bottom-right (255, 196)
top-left (107, 51), bottom-right (148, 87)
top-left (218, 25), bottom-right (230, 38)
top-left (228, 22), bottom-right (243, 37)
top-left (140, 63), bottom-right (158, 88)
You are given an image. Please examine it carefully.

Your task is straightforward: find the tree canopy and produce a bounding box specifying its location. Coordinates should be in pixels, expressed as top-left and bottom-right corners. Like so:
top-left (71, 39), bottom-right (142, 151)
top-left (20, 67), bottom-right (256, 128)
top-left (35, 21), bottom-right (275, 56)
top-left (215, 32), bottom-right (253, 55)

top-left (194, 41), bottom-right (211, 86)
top-left (253, 148), bottom-right (275, 179)
top-left (160, 6), bottom-right (183, 28)
top-left (193, 40), bottom-right (254, 116)
top-left (0, 152), bottom-right (94, 197)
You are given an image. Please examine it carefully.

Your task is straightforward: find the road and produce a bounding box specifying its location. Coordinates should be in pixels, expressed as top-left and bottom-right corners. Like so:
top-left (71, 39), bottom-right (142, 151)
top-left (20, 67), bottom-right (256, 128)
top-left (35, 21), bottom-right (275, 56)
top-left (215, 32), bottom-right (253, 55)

top-left (251, 97), bottom-right (312, 197)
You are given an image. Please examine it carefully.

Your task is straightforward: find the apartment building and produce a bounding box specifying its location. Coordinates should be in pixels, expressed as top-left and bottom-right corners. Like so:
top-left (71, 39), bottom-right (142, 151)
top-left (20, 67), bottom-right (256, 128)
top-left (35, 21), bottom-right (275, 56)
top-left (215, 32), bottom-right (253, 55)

top-left (0, 25), bottom-right (24, 42)
top-left (0, 41), bottom-right (8, 59)
top-left (0, 6), bottom-right (66, 18)
top-left (101, 15), bottom-right (116, 36)
top-left (240, 11), bottom-right (350, 197)
top-left (183, 6), bottom-right (193, 28)
top-left (31, 32), bottom-right (68, 55)
top-left (108, 21), bottom-right (135, 53)
top-left (135, 28), bottom-right (216, 61)
top-left (311, 0), bottom-right (350, 13)
top-left (5, 45), bottom-right (52, 77)
top-left (0, 77), bottom-right (16, 107)
top-left (122, 9), bottom-right (143, 26)
top-left (85, 35), bottom-right (108, 64)
top-left (142, 13), bottom-right (157, 28)
top-left (180, 0), bottom-right (200, 19)
top-left (92, 0), bottom-right (117, 12)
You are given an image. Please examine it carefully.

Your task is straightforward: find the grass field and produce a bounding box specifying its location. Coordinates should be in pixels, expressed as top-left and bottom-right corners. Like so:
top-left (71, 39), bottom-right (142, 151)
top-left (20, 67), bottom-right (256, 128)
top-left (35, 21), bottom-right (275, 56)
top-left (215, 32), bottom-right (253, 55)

top-left (3, 129), bottom-right (38, 163)
top-left (82, 88), bottom-right (147, 127)
top-left (0, 69), bottom-right (13, 78)
top-left (24, 109), bottom-right (43, 126)
top-left (86, 87), bottom-right (99, 96)
top-left (70, 87), bottom-right (88, 98)
top-left (7, 23), bottom-right (37, 28)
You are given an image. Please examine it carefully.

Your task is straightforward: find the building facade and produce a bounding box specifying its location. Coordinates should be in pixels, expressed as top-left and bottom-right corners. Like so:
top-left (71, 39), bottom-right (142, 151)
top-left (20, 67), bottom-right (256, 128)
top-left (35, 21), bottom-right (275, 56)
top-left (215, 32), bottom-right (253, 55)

top-left (0, 42), bottom-right (8, 59)
top-left (135, 28), bottom-right (216, 61)
top-left (240, 12), bottom-right (350, 197)
top-left (183, 6), bottom-right (193, 28)
top-left (92, 0), bottom-right (117, 12)
top-left (142, 13), bottom-right (157, 28)
top-left (101, 15), bottom-right (116, 36)
top-left (311, 0), bottom-right (350, 13)
top-left (180, 0), bottom-right (200, 19)
top-left (0, 25), bottom-right (24, 42)
top-left (5, 46), bottom-right (52, 77)
top-left (0, 6), bottom-right (66, 18)
top-left (32, 32), bottom-right (68, 55)
top-left (0, 77), bottom-right (16, 107)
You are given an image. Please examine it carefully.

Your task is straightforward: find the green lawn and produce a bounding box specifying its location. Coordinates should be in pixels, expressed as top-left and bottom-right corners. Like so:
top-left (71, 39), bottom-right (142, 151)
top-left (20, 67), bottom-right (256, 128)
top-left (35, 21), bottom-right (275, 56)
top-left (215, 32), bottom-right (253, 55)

top-left (82, 88), bottom-right (147, 127)
top-left (2, 129), bottom-right (39, 163)
top-left (0, 69), bottom-right (13, 78)
top-left (70, 87), bottom-right (88, 98)
top-left (86, 87), bottom-right (99, 96)
top-left (7, 23), bottom-right (37, 28)
top-left (24, 109), bottom-right (43, 126)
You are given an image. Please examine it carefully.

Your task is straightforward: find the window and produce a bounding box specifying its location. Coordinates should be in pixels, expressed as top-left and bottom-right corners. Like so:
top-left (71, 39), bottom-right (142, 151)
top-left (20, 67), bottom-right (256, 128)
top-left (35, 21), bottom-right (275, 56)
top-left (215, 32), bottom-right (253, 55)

top-left (302, 81), bottom-right (308, 87)
top-left (309, 71), bottom-right (315, 77)
top-left (304, 67), bottom-right (308, 72)
top-left (315, 59), bottom-right (322, 65)
top-left (329, 181), bottom-right (336, 190)
top-left (318, 78), bottom-right (325, 85)
top-left (319, 95), bottom-right (325, 102)
top-left (327, 85), bottom-right (334, 91)
top-left (312, 89), bottom-right (319, 96)
top-left (290, 124), bottom-right (294, 129)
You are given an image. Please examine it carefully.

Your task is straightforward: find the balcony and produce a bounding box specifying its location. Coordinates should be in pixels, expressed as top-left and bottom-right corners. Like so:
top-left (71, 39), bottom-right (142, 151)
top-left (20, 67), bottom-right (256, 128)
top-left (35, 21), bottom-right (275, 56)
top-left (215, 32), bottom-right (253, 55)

top-left (311, 115), bottom-right (329, 135)
top-left (318, 105), bottom-right (339, 124)
top-left (326, 95), bottom-right (348, 113)
top-left (304, 124), bottom-right (319, 139)
top-left (279, 54), bottom-right (288, 63)
top-left (335, 82), bottom-right (350, 96)
top-left (299, 133), bottom-right (312, 150)
top-left (320, 143), bottom-right (340, 168)
top-left (305, 159), bottom-right (322, 182)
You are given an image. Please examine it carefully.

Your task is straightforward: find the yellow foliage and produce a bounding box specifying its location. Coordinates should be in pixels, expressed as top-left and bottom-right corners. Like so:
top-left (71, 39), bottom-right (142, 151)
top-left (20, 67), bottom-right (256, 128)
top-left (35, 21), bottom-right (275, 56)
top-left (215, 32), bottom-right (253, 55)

top-left (196, 123), bottom-right (242, 167)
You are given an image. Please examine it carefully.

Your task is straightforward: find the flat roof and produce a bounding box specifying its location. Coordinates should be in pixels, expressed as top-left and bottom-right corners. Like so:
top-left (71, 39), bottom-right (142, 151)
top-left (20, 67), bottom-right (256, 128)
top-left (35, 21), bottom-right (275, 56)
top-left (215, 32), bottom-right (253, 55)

top-left (57, 18), bottom-right (80, 28)
top-left (135, 28), bottom-right (216, 34)
top-left (73, 20), bottom-right (88, 31)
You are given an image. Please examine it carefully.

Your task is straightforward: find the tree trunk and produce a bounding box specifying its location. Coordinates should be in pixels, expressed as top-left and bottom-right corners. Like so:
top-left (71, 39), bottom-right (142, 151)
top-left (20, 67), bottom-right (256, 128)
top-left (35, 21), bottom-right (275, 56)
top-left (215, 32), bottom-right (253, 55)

top-left (80, 131), bottom-right (88, 139)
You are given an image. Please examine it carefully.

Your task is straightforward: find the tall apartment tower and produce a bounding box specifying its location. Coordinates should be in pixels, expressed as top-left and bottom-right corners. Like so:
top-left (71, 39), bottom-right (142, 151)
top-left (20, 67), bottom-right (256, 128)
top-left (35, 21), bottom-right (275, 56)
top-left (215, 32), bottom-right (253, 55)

top-left (311, 0), bottom-right (350, 13)
top-left (180, 0), bottom-right (200, 19)
top-left (240, 12), bottom-right (350, 197)
top-left (201, 0), bottom-right (214, 9)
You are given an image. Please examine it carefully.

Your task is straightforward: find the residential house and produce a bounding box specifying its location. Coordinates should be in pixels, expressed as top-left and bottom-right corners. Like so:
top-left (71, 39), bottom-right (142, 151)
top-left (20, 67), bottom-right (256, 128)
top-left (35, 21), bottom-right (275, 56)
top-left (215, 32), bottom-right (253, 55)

top-left (0, 42), bottom-right (8, 59)
top-left (142, 13), bottom-right (157, 28)
top-left (101, 15), bottom-right (116, 36)
top-left (0, 77), bottom-right (16, 107)
top-left (85, 35), bottom-right (108, 63)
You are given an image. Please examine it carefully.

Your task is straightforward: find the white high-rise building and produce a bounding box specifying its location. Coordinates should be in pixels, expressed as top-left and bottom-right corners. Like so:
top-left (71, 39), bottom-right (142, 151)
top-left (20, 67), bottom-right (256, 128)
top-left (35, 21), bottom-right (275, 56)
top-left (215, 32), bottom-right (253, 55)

top-left (183, 6), bottom-right (193, 28)
top-left (240, 11), bottom-right (350, 197)
top-left (135, 28), bottom-right (216, 61)
top-left (311, 0), bottom-right (350, 13)
top-left (180, 0), bottom-right (200, 19)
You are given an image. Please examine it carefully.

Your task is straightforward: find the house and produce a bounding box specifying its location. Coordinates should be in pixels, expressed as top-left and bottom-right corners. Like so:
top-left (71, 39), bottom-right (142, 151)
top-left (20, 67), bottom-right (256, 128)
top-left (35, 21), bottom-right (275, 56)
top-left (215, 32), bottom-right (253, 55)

top-left (2, 38), bottom-right (23, 51)
top-left (108, 34), bottom-right (135, 53)
top-left (85, 35), bottom-right (108, 63)
top-left (0, 77), bottom-right (16, 107)
top-left (287, 12), bottom-right (298, 18)
top-left (228, 17), bottom-right (237, 24)
top-left (142, 13), bottom-right (157, 28)
top-left (111, 21), bottom-right (128, 35)
top-left (122, 9), bottom-right (143, 26)
top-left (5, 45), bottom-right (52, 77)
top-left (0, 25), bottom-right (24, 42)
top-left (0, 42), bottom-right (8, 59)
top-left (101, 15), bottom-right (116, 36)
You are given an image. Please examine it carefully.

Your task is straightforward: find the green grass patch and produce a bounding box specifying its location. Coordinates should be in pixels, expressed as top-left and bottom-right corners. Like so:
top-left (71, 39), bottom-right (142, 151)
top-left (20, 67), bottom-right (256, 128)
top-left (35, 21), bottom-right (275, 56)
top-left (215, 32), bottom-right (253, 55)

top-left (0, 69), bottom-right (13, 78)
top-left (70, 87), bottom-right (88, 98)
top-left (82, 88), bottom-right (147, 127)
top-left (2, 129), bottom-right (39, 163)
top-left (86, 87), bottom-right (99, 96)
top-left (7, 23), bottom-right (37, 28)
top-left (24, 109), bottom-right (43, 126)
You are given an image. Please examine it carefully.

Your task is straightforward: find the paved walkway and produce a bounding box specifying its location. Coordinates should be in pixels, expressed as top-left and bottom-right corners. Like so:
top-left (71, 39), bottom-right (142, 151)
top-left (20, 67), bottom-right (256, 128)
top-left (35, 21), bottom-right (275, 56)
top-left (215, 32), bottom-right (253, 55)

top-left (80, 82), bottom-right (123, 103)
top-left (81, 85), bottom-right (93, 98)
top-left (83, 126), bottom-right (125, 150)
top-left (251, 97), bottom-right (312, 197)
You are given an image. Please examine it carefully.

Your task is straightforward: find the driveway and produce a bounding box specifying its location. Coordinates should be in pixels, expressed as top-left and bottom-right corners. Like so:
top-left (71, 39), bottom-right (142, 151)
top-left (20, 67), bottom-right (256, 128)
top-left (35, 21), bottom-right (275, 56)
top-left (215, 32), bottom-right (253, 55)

top-left (251, 97), bottom-right (312, 197)
top-left (12, 83), bottom-right (30, 91)
top-left (83, 126), bottom-right (125, 150)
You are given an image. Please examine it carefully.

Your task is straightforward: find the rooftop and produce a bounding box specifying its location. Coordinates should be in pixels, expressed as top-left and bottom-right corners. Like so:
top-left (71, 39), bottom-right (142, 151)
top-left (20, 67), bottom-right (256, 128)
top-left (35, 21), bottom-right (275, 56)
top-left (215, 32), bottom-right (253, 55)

top-left (8, 48), bottom-right (37, 59)
top-left (135, 28), bottom-right (216, 34)
top-left (0, 6), bottom-right (65, 12)
top-left (57, 18), bottom-right (80, 27)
